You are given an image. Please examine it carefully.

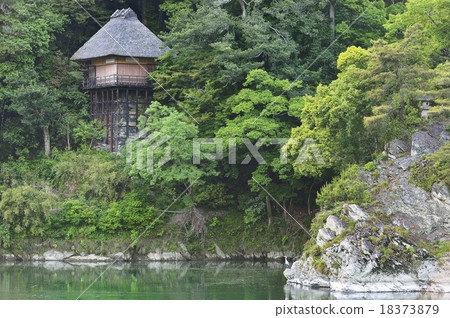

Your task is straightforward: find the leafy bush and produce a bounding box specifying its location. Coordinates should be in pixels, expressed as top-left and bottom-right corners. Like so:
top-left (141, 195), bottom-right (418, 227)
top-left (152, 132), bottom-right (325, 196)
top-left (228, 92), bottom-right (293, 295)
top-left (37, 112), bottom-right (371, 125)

top-left (52, 151), bottom-right (129, 201)
top-left (410, 160), bottom-right (438, 192)
top-left (99, 192), bottom-right (159, 233)
top-left (49, 199), bottom-right (103, 239)
top-left (409, 142), bottom-right (448, 192)
top-left (0, 223), bottom-right (11, 248)
top-left (316, 165), bottom-right (372, 209)
top-left (363, 161), bottom-right (377, 172)
top-left (0, 185), bottom-right (56, 236)
top-left (242, 197), bottom-right (266, 227)
top-left (428, 143), bottom-right (450, 189)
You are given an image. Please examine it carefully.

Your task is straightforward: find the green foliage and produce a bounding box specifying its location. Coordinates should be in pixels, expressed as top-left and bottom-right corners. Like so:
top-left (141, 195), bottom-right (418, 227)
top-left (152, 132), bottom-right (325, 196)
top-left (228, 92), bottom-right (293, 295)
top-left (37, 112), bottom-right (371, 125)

top-left (380, 247), bottom-right (394, 265)
top-left (410, 159), bottom-right (439, 192)
top-left (410, 142), bottom-right (449, 192)
top-left (0, 185), bottom-right (56, 236)
top-left (50, 199), bottom-right (102, 239)
top-left (73, 119), bottom-right (106, 148)
top-left (243, 198), bottom-right (266, 227)
top-left (100, 192), bottom-right (160, 233)
top-left (316, 165), bottom-right (371, 209)
top-left (337, 46), bottom-right (370, 72)
top-left (0, 223), bottom-right (11, 248)
top-left (363, 161), bottom-right (377, 172)
top-left (428, 143), bottom-right (450, 189)
top-left (52, 151), bottom-right (129, 202)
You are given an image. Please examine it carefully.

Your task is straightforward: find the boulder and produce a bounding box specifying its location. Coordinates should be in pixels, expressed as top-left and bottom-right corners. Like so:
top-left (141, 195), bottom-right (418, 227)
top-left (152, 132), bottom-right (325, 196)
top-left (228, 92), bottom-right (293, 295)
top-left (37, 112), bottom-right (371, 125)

top-left (432, 182), bottom-right (450, 205)
top-left (147, 251), bottom-right (184, 261)
top-left (43, 250), bottom-right (74, 261)
top-left (325, 215), bottom-right (347, 235)
top-left (343, 204), bottom-right (369, 221)
top-left (411, 131), bottom-right (441, 156)
top-left (0, 254), bottom-right (16, 262)
top-left (66, 254), bottom-right (113, 263)
top-left (178, 242), bottom-right (191, 260)
top-left (428, 123), bottom-right (444, 139)
top-left (214, 243), bottom-right (229, 260)
top-left (394, 155), bottom-right (419, 171)
top-left (108, 252), bottom-right (132, 262)
top-left (284, 257), bottom-right (330, 288)
top-left (316, 228), bottom-right (336, 247)
top-left (386, 139), bottom-right (408, 159)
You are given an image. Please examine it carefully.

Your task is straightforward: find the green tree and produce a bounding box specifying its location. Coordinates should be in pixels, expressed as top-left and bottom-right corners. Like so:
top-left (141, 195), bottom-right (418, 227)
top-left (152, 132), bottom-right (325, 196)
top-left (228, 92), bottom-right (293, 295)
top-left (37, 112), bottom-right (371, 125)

top-left (126, 102), bottom-right (216, 210)
top-left (216, 69), bottom-right (304, 225)
top-left (0, 185), bottom-right (56, 236)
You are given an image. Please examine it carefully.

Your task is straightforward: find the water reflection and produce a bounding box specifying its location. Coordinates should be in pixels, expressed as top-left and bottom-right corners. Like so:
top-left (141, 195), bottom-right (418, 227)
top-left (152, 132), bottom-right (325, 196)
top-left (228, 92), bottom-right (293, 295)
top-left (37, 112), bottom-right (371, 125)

top-left (0, 261), bottom-right (285, 300)
top-left (284, 283), bottom-right (450, 300)
top-left (0, 261), bottom-right (447, 300)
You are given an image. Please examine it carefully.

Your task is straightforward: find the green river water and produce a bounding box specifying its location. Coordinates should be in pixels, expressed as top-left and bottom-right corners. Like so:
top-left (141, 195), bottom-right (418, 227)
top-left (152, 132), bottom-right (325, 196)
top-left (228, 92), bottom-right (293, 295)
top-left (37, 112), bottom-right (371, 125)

top-left (0, 262), bottom-right (447, 300)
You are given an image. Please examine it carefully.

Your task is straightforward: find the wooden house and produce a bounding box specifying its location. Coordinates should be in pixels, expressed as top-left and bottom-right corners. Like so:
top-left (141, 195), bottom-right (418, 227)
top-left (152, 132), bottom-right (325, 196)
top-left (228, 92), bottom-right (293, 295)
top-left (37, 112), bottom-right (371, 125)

top-left (71, 8), bottom-right (168, 151)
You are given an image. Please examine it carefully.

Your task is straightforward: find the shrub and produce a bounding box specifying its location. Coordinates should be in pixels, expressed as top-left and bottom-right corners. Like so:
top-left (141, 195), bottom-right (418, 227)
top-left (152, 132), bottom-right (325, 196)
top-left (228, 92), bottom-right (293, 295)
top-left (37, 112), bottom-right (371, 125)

top-left (99, 191), bottom-right (159, 233)
top-left (410, 159), bottom-right (438, 192)
top-left (52, 151), bottom-right (129, 201)
top-left (0, 223), bottom-right (11, 248)
top-left (242, 197), bottom-right (266, 227)
top-left (428, 143), bottom-right (450, 189)
top-left (0, 185), bottom-right (56, 236)
top-left (316, 165), bottom-right (371, 209)
top-left (363, 161), bottom-right (377, 172)
top-left (49, 199), bottom-right (102, 239)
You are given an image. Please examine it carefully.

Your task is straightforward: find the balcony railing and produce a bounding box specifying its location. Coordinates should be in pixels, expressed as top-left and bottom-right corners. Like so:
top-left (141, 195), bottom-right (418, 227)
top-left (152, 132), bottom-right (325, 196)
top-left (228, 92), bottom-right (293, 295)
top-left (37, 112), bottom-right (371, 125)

top-left (82, 74), bottom-right (150, 89)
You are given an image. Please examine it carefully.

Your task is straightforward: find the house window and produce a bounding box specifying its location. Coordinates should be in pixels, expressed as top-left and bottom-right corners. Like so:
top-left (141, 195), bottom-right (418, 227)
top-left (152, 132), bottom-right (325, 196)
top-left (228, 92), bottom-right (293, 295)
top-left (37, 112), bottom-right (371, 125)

top-left (126, 57), bottom-right (139, 62)
top-left (105, 58), bottom-right (115, 64)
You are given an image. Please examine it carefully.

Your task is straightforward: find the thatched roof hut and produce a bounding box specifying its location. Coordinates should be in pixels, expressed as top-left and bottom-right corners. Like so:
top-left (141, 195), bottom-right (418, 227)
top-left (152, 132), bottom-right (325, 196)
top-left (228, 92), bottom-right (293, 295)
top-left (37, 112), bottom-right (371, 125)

top-left (71, 8), bottom-right (168, 61)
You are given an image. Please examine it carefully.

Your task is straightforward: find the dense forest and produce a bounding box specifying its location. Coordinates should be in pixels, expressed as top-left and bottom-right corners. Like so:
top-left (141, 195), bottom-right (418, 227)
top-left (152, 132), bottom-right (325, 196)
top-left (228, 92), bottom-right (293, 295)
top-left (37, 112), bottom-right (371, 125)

top-left (0, 0), bottom-right (448, 255)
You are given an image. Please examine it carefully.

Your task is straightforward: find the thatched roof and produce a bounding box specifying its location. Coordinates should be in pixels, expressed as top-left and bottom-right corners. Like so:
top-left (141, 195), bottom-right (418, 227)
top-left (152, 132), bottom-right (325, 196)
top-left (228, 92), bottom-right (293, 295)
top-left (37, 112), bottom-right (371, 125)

top-left (71, 8), bottom-right (168, 61)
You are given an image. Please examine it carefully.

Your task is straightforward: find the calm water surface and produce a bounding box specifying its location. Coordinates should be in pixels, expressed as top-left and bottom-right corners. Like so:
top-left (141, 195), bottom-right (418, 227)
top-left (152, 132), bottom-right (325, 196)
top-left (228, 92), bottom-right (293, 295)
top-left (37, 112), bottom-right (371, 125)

top-left (0, 262), bottom-right (447, 300)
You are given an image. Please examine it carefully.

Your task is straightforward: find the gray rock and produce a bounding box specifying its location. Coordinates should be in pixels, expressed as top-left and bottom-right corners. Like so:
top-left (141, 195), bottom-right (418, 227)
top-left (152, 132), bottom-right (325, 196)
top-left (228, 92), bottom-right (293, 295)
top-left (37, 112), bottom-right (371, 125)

top-left (343, 204), bottom-right (369, 221)
top-left (325, 215), bottom-right (347, 235)
top-left (386, 139), bottom-right (408, 159)
top-left (108, 252), bottom-right (132, 262)
top-left (43, 250), bottom-right (74, 261)
top-left (411, 131), bottom-right (441, 156)
top-left (440, 130), bottom-right (449, 143)
top-left (178, 242), bottom-right (191, 260)
top-left (394, 155), bottom-right (419, 171)
top-left (0, 254), bottom-right (15, 262)
top-left (432, 183), bottom-right (450, 205)
top-left (428, 124), bottom-right (444, 139)
top-left (285, 124), bottom-right (450, 293)
top-left (418, 256), bottom-right (450, 293)
top-left (214, 243), bottom-right (229, 260)
top-left (147, 250), bottom-right (184, 261)
top-left (66, 254), bottom-right (113, 263)
top-left (360, 238), bottom-right (375, 255)
top-left (284, 257), bottom-right (330, 288)
top-left (316, 228), bottom-right (336, 246)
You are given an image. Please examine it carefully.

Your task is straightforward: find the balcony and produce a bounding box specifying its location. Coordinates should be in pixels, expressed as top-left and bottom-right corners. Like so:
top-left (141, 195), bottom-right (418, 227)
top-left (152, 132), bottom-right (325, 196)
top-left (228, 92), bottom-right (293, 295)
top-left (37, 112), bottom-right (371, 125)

top-left (82, 74), bottom-right (151, 89)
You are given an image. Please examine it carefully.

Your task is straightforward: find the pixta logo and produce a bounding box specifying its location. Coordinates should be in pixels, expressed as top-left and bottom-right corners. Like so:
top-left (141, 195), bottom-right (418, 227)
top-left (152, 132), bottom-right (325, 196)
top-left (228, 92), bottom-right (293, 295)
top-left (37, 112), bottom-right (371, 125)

top-left (125, 128), bottom-right (171, 174)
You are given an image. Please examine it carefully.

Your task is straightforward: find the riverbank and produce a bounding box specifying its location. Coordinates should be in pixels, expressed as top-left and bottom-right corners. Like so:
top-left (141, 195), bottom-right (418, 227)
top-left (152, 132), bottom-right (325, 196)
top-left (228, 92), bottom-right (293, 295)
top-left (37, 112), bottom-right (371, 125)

top-left (0, 236), bottom-right (298, 263)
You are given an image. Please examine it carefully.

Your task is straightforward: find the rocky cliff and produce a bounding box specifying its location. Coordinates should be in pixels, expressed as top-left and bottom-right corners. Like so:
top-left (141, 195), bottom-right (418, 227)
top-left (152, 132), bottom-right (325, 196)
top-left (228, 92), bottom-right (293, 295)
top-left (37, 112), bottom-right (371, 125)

top-left (285, 121), bottom-right (450, 292)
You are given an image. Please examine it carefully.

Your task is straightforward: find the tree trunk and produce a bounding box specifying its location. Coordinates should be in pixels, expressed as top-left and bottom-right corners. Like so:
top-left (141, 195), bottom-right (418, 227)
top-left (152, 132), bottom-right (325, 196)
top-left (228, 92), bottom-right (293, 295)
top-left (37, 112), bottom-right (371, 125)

top-left (237, 0), bottom-right (246, 18)
top-left (307, 181), bottom-right (315, 215)
top-left (330, 1), bottom-right (336, 39)
top-left (43, 126), bottom-right (51, 157)
top-left (396, 63), bottom-right (404, 121)
top-left (265, 195), bottom-right (273, 226)
top-left (66, 124), bottom-right (71, 150)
